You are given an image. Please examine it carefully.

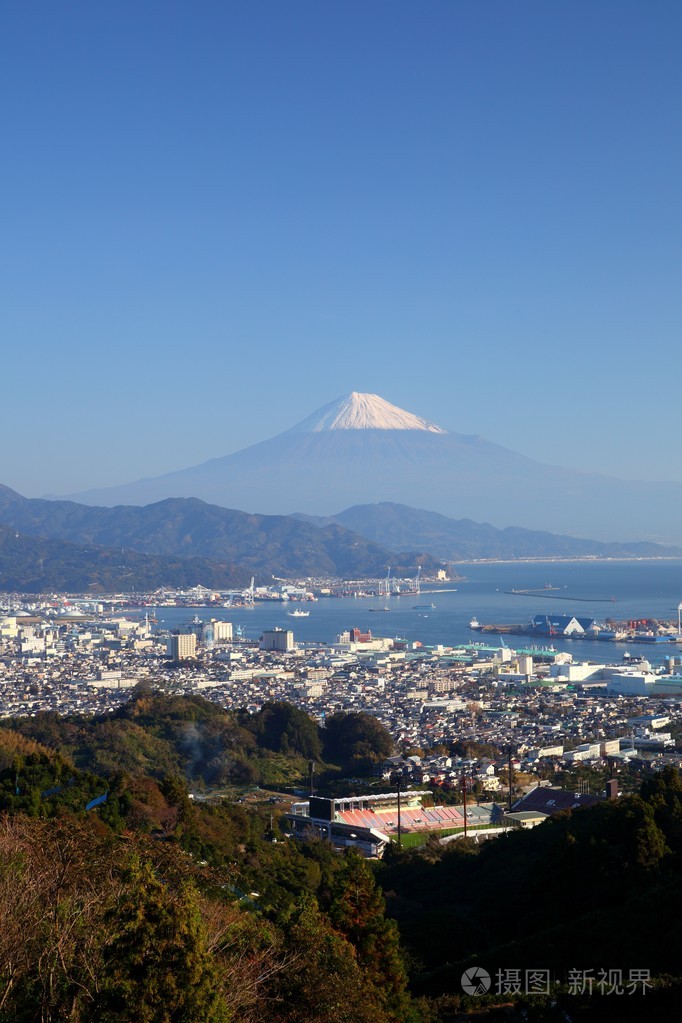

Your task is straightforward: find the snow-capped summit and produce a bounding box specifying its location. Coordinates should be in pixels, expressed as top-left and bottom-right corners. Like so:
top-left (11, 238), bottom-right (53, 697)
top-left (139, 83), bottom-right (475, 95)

top-left (62, 391), bottom-right (682, 543)
top-left (289, 392), bottom-right (448, 434)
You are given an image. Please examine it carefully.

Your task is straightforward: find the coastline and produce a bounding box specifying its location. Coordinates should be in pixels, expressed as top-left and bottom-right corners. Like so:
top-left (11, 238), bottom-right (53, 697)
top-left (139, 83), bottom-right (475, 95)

top-left (445, 555), bottom-right (682, 567)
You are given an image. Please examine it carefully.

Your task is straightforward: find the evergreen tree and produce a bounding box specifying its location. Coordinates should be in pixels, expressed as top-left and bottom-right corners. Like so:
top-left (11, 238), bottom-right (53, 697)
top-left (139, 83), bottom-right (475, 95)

top-left (96, 857), bottom-right (228, 1023)
top-left (272, 897), bottom-right (379, 1023)
top-left (327, 852), bottom-right (415, 1021)
top-left (241, 702), bottom-right (322, 760)
top-left (322, 712), bottom-right (394, 772)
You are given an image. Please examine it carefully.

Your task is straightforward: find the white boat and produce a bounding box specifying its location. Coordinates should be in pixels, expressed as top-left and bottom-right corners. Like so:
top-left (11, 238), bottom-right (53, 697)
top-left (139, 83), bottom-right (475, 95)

top-left (288, 608), bottom-right (310, 617)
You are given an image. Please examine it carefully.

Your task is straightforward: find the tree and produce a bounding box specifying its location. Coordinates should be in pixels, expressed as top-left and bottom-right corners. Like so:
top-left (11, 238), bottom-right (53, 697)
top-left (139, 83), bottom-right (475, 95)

top-left (327, 852), bottom-right (413, 1021)
top-left (0, 815), bottom-right (120, 1022)
top-left (240, 702), bottom-right (322, 760)
top-left (322, 713), bottom-right (394, 772)
top-left (271, 897), bottom-right (380, 1023)
top-left (96, 857), bottom-right (228, 1023)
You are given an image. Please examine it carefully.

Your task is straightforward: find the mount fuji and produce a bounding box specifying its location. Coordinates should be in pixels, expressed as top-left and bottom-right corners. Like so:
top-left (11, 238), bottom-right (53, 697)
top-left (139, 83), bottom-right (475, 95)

top-left (65, 392), bottom-right (682, 543)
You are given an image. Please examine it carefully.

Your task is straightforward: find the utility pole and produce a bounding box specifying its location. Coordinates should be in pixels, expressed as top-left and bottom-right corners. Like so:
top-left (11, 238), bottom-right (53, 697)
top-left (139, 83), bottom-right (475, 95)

top-left (308, 760), bottom-right (315, 798)
top-left (397, 776), bottom-right (402, 849)
top-left (508, 747), bottom-right (514, 813)
top-left (461, 776), bottom-right (468, 838)
top-left (391, 773), bottom-right (403, 849)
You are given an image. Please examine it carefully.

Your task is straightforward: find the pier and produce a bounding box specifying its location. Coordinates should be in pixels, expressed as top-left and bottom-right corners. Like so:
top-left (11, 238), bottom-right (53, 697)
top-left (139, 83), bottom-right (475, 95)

top-left (505, 591), bottom-right (616, 603)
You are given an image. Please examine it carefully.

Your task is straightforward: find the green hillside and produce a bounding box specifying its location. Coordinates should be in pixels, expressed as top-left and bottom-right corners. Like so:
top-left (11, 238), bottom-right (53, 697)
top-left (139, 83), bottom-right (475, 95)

top-left (0, 487), bottom-right (442, 581)
top-left (0, 694), bottom-right (681, 1021)
top-left (0, 523), bottom-right (251, 593)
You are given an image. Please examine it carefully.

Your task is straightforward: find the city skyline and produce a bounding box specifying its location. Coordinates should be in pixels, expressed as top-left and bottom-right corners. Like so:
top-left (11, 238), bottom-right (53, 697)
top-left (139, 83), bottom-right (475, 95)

top-left (1, 2), bottom-right (680, 497)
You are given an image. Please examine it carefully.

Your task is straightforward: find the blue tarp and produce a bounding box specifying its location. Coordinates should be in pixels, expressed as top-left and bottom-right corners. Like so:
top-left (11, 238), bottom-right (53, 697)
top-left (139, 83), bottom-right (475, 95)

top-left (41, 785), bottom-right (63, 798)
top-left (85, 792), bottom-right (108, 811)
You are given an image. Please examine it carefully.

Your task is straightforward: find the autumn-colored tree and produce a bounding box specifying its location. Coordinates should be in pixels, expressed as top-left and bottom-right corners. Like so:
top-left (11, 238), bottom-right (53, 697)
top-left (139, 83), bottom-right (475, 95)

top-left (0, 815), bottom-right (120, 1022)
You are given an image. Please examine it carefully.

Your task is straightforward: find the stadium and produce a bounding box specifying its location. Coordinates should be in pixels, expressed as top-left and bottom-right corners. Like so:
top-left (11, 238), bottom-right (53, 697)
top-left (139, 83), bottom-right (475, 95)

top-left (286, 791), bottom-right (505, 857)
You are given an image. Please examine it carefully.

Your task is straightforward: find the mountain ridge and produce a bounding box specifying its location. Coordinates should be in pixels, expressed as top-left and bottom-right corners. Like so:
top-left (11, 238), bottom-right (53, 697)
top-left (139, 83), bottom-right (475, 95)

top-left (326, 502), bottom-right (682, 561)
top-left (0, 487), bottom-right (442, 582)
top-left (0, 523), bottom-right (252, 593)
top-left (0, 486), bottom-right (680, 596)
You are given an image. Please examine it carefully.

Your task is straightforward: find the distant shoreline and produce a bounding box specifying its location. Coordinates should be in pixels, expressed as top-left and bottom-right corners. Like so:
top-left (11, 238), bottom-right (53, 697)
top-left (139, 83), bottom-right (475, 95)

top-left (444, 555), bottom-right (682, 567)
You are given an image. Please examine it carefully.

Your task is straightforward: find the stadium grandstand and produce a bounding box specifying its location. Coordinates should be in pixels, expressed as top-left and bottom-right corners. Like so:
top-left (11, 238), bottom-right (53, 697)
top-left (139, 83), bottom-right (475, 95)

top-left (286, 791), bottom-right (505, 857)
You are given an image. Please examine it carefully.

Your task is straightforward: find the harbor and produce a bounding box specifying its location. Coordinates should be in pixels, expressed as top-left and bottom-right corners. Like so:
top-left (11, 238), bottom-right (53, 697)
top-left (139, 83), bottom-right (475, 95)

top-left (81, 558), bottom-right (682, 666)
top-left (470, 614), bottom-right (682, 644)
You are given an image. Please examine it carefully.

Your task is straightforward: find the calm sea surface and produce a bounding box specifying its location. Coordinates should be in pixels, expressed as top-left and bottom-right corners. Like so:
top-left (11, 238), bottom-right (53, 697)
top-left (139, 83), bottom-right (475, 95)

top-left (135, 559), bottom-right (682, 664)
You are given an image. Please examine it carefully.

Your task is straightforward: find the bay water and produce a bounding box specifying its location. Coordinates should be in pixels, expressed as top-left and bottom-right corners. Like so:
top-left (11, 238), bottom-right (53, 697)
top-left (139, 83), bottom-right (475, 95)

top-left (140, 559), bottom-right (682, 664)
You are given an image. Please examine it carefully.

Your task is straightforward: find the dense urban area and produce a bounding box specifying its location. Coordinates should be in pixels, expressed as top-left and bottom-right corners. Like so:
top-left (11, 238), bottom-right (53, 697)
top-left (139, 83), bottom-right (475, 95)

top-left (2, 582), bottom-right (682, 1022)
top-left (3, 583), bottom-right (682, 791)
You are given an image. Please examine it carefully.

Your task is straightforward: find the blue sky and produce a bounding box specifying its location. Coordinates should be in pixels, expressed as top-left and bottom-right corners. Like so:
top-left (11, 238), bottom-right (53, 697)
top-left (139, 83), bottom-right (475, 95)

top-left (1, 1), bottom-right (680, 497)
